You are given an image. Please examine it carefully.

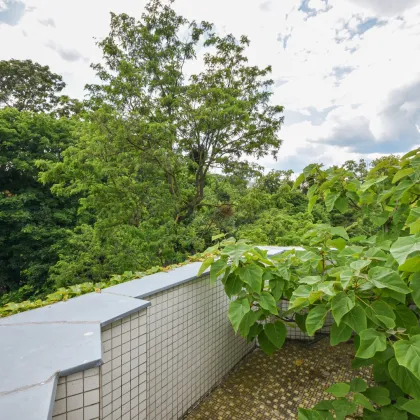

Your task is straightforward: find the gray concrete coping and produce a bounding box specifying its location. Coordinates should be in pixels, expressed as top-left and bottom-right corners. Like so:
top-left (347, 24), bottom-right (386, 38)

top-left (0, 289), bottom-right (150, 327)
top-left (0, 245), bottom-right (297, 420)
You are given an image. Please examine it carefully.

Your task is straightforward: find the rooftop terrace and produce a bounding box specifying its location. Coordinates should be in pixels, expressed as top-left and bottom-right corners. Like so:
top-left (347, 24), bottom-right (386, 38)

top-left (3, 246), bottom-right (346, 420)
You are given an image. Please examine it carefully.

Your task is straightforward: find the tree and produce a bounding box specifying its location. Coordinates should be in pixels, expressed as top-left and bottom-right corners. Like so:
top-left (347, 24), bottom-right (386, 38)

top-left (86, 0), bottom-right (284, 223)
top-left (0, 108), bottom-right (77, 295)
top-left (204, 148), bottom-right (420, 419)
top-left (0, 59), bottom-right (65, 112)
top-left (254, 170), bottom-right (294, 194)
top-left (236, 208), bottom-right (314, 246)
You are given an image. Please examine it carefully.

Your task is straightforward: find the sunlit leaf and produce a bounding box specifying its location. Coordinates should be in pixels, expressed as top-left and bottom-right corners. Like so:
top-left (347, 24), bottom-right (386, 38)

top-left (368, 266), bottom-right (411, 294)
top-left (237, 264), bottom-right (263, 293)
top-left (394, 335), bottom-right (420, 380)
top-left (258, 291), bottom-right (278, 315)
top-left (265, 321), bottom-right (287, 348)
top-left (326, 382), bottom-right (350, 397)
top-left (388, 357), bottom-right (420, 400)
top-left (228, 298), bottom-right (250, 333)
top-left (306, 304), bottom-right (328, 336)
top-left (331, 291), bottom-right (355, 325)
top-left (356, 329), bottom-right (387, 359)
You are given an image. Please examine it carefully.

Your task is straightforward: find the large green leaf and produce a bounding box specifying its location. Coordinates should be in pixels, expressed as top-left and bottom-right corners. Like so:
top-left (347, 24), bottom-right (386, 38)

top-left (210, 258), bottom-right (228, 283)
top-left (368, 266), bottom-right (411, 294)
top-left (295, 313), bottom-right (307, 332)
top-left (325, 191), bottom-right (340, 212)
top-left (350, 259), bottom-right (371, 272)
top-left (411, 272), bottom-right (420, 307)
top-left (308, 194), bottom-right (318, 213)
top-left (339, 268), bottom-right (353, 289)
top-left (334, 196), bottom-right (349, 214)
top-left (228, 298), bottom-right (250, 333)
top-left (360, 175), bottom-right (388, 192)
top-left (239, 309), bottom-right (261, 337)
top-left (258, 291), bottom-right (278, 315)
top-left (290, 285), bottom-right (312, 309)
top-left (224, 274), bottom-right (243, 298)
top-left (331, 291), bottom-right (355, 325)
top-left (395, 305), bottom-right (418, 329)
top-left (326, 382), bottom-right (350, 397)
top-left (350, 378), bottom-right (368, 393)
top-left (306, 304), bottom-right (328, 336)
top-left (373, 360), bottom-right (391, 382)
top-left (379, 406), bottom-right (408, 420)
top-left (313, 400), bottom-right (334, 411)
top-left (394, 335), bottom-right (420, 380)
top-left (401, 399), bottom-right (420, 417)
top-left (269, 278), bottom-right (285, 300)
top-left (265, 321), bottom-right (287, 348)
top-left (402, 148), bottom-right (419, 159)
top-left (362, 386), bottom-right (391, 406)
top-left (388, 357), bottom-right (420, 400)
top-left (258, 330), bottom-right (277, 355)
top-left (330, 322), bottom-right (352, 346)
top-left (198, 256), bottom-right (214, 276)
top-left (366, 300), bottom-right (396, 329)
top-left (342, 305), bottom-right (367, 333)
top-left (399, 256), bottom-right (420, 273)
top-left (293, 173), bottom-right (305, 190)
top-left (247, 323), bottom-right (263, 342)
top-left (331, 226), bottom-right (349, 240)
top-left (390, 235), bottom-right (420, 265)
top-left (353, 393), bottom-right (375, 412)
top-left (393, 179), bottom-right (415, 201)
top-left (300, 275), bottom-right (322, 285)
top-left (406, 208), bottom-right (420, 234)
top-left (327, 238), bottom-right (346, 251)
top-left (356, 328), bottom-right (387, 359)
top-left (222, 243), bottom-right (252, 266)
top-left (332, 399), bottom-right (357, 418)
top-left (237, 264), bottom-right (263, 293)
top-left (392, 168), bottom-right (414, 184)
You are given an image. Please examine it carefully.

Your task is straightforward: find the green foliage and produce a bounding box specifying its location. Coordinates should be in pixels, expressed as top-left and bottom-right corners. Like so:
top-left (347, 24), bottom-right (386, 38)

top-left (0, 59), bottom-right (65, 112)
top-left (0, 252), bottom-right (209, 317)
top-left (0, 108), bottom-right (77, 294)
top-left (203, 149), bottom-right (420, 419)
top-left (85, 0), bottom-right (283, 223)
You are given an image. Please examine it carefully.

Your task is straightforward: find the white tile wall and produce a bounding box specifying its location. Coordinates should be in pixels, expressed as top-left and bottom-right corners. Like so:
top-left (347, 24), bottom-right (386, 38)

top-left (52, 274), bottom-right (255, 420)
top-left (101, 311), bottom-right (147, 420)
top-left (144, 275), bottom-right (254, 420)
top-left (52, 367), bottom-right (100, 420)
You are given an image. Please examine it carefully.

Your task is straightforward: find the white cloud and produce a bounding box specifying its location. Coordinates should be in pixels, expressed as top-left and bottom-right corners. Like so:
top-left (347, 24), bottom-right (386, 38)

top-left (347, 0), bottom-right (420, 15)
top-left (307, 0), bottom-right (328, 12)
top-left (0, 0), bottom-right (419, 172)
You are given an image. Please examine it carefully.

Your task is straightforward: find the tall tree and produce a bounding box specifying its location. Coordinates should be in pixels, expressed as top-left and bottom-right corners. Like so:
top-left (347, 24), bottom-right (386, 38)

top-left (0, 59), bottom-right (65, 112)
top-left (86, 0), bottom-right (284, 222)
top-left (0, 108), bottom-right (77, 294)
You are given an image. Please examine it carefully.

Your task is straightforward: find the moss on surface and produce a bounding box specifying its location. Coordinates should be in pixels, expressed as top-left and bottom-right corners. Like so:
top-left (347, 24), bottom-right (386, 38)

top-left (185, 339), bottom-right (371, 420)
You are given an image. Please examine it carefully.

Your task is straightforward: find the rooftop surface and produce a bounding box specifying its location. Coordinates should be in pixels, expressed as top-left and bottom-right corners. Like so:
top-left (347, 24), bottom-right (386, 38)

top-left (186, 339), bottom-right (372, 419)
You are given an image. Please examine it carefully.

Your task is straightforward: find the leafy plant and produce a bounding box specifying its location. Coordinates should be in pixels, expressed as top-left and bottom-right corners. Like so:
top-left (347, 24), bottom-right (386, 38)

top-left (201, 148), bottom-right (420, 418)
top-left (0, 251), bottom-right (211, 317)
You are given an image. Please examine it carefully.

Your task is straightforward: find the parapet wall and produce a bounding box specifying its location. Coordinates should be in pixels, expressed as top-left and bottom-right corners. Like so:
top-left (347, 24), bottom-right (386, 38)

top-left (0, 246), bottom-right (307, 420)
top-left (50, 275), bottom-right (253, 420)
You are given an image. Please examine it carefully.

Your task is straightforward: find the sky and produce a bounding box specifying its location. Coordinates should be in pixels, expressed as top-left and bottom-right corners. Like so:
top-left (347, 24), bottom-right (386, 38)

top-left (1, 0), bottom-right (420, 173)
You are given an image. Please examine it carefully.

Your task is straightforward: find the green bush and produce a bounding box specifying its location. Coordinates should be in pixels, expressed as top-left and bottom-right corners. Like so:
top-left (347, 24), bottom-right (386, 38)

top-left (203, 148), bottom-right (420, 419)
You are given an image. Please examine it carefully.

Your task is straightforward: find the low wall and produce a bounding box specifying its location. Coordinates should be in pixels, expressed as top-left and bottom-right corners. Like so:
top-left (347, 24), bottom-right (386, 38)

top-left (0, 246), bottom-right (300, 420)
top-left (51, 275), bottom-right (253, 420)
